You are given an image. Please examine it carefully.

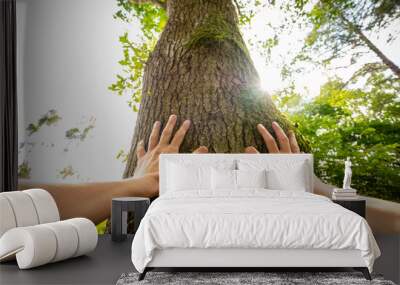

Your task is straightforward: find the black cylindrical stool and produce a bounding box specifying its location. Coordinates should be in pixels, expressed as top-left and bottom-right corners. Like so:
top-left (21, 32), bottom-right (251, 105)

top-left (111, 197), bottom-right (150, 242)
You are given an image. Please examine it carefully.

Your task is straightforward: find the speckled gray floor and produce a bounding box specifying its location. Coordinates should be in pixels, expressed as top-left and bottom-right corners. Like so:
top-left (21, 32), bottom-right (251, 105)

top-left (117, 272), bottom-right (395, 285)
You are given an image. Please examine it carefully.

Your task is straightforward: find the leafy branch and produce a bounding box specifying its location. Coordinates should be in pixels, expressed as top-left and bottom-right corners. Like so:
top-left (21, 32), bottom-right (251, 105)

top-left (109, 0), bottom-right (167, 112)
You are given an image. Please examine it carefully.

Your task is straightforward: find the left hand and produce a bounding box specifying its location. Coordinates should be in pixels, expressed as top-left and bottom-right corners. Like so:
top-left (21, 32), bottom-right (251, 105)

top-left (134, 114), bottom-right (208, 178)
top-left (245, 121), bottom-right (300, 154)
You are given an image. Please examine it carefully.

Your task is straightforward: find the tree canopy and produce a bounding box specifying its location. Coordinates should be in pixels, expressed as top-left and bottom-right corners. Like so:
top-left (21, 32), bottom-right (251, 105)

top-left (110, 0), bottom-right (399, 202)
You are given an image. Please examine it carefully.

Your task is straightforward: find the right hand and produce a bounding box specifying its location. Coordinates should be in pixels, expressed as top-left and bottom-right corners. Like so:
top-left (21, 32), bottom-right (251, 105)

top-left (245, 121), bottom-right (300, 154)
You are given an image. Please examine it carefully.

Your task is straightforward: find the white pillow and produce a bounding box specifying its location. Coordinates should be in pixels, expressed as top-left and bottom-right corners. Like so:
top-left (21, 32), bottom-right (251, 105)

top-left (238, 158), bottom-right (311, 192)
top-left (211, 168), bottom-right (237, 190)
top-left (167, 162), bottom-right (211, 191)
top-left (236, 169), bottom-right (267, 189)
top-left (266, 162), bottom-right (308, 191)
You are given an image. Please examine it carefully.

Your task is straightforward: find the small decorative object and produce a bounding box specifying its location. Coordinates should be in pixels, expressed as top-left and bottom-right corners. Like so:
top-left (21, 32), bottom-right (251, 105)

top-left (342, 157), bottom-right (352, 190)
top-left (111, 197), bottom-right (150, 242)
top-left (332, 157), bottom-right (358, 200)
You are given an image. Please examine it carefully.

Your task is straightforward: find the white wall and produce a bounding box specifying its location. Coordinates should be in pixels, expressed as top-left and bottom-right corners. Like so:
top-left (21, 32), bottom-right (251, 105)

top-left (17, 0), bottom-right (137, 183)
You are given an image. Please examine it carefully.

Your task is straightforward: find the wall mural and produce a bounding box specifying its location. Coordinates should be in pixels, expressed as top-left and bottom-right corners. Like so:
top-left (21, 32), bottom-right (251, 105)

top-left (17, 0), bottom-right (399, 204)
top-left (107, 0), bottom-right (399, 203)
top-left (18, 110), bottom-right (100, 182)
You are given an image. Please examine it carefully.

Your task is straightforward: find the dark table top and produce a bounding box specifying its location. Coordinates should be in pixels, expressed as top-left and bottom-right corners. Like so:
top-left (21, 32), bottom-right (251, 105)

top-left (0, 235), bottom-right (134, 285)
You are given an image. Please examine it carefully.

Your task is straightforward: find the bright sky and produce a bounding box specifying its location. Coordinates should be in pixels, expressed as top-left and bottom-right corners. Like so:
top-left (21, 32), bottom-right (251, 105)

top-left (242, 3), bottom-right (400, 100)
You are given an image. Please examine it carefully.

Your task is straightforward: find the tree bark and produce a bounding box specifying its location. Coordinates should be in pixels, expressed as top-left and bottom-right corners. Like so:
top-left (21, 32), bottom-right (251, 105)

top-left (123, 0), bottom-right (308, 178)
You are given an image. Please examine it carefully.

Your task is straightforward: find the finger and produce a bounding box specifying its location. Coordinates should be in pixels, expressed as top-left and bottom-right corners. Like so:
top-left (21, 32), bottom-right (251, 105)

top-left (272, 121), bottom-right (291, 153)
top-left (136, 140), bottom-right (146, 159)
top-left (257, 124), bottom-right (279, 153)
top-left (193, 146), bottom-right (208, 154)
top-left (159, 115), bottom-right (177, 145)
top-left (244, 146), bottom-right (259, 154)
top-left (148, 121), bottom-right (161, 151)
top-left (170, 120), bottom-right (191, 148)
top-left (288, 130), bottom-right (301, 153)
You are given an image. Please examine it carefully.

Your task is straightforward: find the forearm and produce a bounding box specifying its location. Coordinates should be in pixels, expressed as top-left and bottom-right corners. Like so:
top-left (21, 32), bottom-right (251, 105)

top-left (313, 175), bottom-right (334, 198)
top-left (18, 178), bottom-right (153, 225)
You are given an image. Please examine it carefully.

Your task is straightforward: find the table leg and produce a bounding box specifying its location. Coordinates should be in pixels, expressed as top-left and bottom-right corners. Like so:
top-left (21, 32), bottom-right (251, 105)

top-left (111, 201), bottom-right (124, 241)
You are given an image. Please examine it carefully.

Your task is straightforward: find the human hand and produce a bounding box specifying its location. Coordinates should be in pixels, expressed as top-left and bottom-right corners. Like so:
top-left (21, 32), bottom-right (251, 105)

top-left (245, 122), bottom-right (334, 196)
top-left (134, 114), bottom-right (208, 178)
top-left (245, 121), bottom-right (300, 154)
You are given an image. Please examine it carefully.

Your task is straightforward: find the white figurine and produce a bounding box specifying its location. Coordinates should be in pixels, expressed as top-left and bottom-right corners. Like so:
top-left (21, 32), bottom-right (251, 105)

top-left (342, 157), bottom-right (352, 190)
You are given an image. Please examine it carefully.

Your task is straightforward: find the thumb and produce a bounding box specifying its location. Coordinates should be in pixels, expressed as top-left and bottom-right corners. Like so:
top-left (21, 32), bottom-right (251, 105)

top-left (244, 146), bottom-right (259, 154)
top-left (193, 146), bottom-right (208, 154)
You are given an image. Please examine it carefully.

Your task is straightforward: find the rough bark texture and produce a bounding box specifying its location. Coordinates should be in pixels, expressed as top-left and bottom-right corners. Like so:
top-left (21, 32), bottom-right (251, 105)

top-left (124, 0), bottom-right (308, 178)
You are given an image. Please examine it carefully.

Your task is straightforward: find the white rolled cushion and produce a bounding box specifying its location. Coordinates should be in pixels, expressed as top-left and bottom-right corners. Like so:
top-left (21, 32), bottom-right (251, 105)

top-left (236, 169), bottom-right (267, 189)
top-left (0, 226), bottom-right (57, 269)
top-left (24, 189), bottom-right (60, 224)
top-left (0, 196), bottom-right (17, 237)
top-left (0, 191), bottom-right (39, 227)
top-left (42, 221), bottom-right (79, 262)
top-left (0, 218), bottom-right (97, 269)
top-left (65, 218), bottom-right (98, 257)
top-left (167, 162), bottom-right (211, 191)
top-left (211, 168), bottom-right (237, 190)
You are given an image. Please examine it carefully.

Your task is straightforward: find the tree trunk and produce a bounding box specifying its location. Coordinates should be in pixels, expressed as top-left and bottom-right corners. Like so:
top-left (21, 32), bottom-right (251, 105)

top-left (123, 0), bottom-right (308, 178)
top-left (341, 16), bottom-right (400, 79)
top-left (355, 29), bottom-right (400, 78)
